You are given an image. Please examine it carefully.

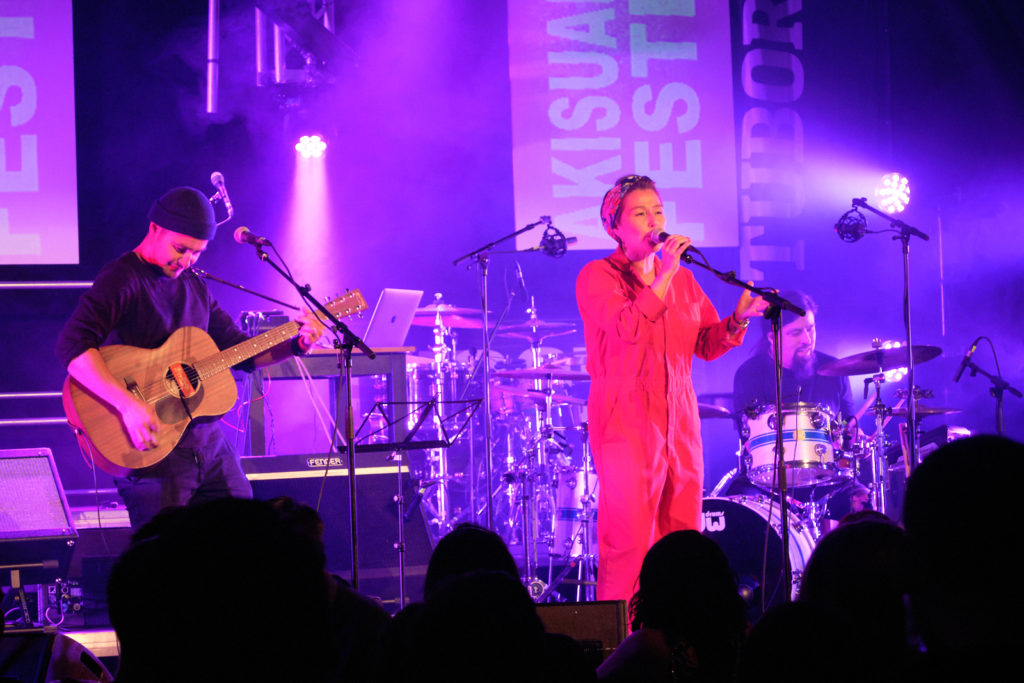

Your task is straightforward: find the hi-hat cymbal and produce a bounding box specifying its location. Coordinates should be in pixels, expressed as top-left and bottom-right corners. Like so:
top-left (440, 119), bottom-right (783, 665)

top-left (499, 320), bottom-right (578, 342)
top-left (492, 384), bottom-right (587, 407)
top-left (411, 314), bottom-right (490, 329)
top-left (817, 345), bottom-right (942, 376)
top-left (890, 404), bottom-right (962, 418)
top-left (493, 367), bottom-right (590, 381)
top-left (415, 303), bottom-right (486, 316)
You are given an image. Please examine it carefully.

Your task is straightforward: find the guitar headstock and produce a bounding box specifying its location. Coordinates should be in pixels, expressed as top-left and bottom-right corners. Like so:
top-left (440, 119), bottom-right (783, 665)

top-left (325, 289), bottom-right (369, 319)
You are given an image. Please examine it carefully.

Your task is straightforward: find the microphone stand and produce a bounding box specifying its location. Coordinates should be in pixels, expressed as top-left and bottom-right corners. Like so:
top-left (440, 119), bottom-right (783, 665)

top-left (961, 356), bottom-right (1022, 436)
top-left (190, 267), bottom-right (300, 311)
top-left (244, 245), bottom-right (375, 591)
top-left (453, 217), bottom-right (549, 530)
top-left (850, 198), bottom-right (929, 475)
top-left (680, 249), bottom-right (804, 602)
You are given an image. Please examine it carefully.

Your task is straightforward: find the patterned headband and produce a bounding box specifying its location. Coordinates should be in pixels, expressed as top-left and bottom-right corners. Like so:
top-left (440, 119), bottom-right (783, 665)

top-left (600, 174), bottom-right (653, 235)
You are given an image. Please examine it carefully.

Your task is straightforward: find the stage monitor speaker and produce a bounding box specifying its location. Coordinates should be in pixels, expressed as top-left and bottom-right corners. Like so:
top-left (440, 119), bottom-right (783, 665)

top-left (0, 447), bottom-right (77, 583)
top-left (242, 453), bottom-right (433, 610)
top-left (536, 599), bottom-right (628, 669)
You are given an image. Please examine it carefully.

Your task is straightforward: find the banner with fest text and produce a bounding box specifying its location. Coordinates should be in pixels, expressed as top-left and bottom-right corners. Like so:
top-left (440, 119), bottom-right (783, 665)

top-left (1, 0), bottom-right (79, 265)
top-left (508, 0), bottom-right (739, 251)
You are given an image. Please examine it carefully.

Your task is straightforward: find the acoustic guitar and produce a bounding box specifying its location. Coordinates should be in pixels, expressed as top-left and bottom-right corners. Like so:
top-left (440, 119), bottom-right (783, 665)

top-left (62, 290), bottom-right (367, 476)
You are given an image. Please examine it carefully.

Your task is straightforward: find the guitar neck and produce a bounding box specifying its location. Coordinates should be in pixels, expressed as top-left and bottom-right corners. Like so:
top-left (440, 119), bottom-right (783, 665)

top-left (196, 320), bottom-right (302, 379)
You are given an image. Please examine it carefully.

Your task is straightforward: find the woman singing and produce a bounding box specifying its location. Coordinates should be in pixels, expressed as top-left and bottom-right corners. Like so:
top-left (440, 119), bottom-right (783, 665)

top-left (576, 175), bottom-right (767, 601)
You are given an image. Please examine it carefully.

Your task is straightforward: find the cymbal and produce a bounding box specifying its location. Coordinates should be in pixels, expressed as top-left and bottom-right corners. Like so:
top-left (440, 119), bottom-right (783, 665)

top-left (699, 403), bottom-right (733, 419)
top-left (492, 384), bottom-right (587, 407)
top-left (492, 367), bottom-right (590, 381)
top-left (890, 405), bottom-right (962, 418)
top-left (817, 345), bottom-right (942, 376)
top-left (499, 320), bottom-right (578, 342)
top-left (411, 314), bottom-right (489, 329)
top-left (415, 303), bottom-right (485, 316)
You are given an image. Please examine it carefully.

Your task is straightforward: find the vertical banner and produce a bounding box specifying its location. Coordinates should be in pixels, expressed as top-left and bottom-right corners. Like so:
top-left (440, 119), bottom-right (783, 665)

top-left (508, 0), bottom-right (739, 251)
top-left (0, 0), bottom-right (79, 264)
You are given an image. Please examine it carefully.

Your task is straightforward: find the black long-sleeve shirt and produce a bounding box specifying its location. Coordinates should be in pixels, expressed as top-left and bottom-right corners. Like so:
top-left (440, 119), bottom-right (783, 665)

top-left (56, 251), bottom-right (252, 371)
top-left (732, 350), bottom-right (854, 420)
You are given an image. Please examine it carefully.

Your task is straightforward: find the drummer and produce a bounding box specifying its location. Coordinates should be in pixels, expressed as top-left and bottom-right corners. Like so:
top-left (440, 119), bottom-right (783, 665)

top-left (732, 289), bottom-right (854, 421)
top-left (732, 290), bottom-right (871, 519)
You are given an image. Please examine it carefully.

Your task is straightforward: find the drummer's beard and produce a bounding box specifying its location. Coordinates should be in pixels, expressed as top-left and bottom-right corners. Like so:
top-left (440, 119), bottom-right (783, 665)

top-left (792, 350), bottom-right (815, 379)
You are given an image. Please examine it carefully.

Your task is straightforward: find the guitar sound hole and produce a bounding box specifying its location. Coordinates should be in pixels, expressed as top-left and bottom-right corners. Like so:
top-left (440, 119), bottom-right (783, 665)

top-left (164, 363), bottom-right (201, 398)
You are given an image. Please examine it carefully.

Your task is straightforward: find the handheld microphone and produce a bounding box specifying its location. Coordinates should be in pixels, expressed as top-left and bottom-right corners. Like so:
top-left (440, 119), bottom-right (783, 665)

top-left (233, 226), bottom-right (273, 248)
top-left (952, 338), bottom-right (980, 383)
top-left (647, 231), bottom-right (703, 259)
top-left (210, 171), bottom-right (234, 218)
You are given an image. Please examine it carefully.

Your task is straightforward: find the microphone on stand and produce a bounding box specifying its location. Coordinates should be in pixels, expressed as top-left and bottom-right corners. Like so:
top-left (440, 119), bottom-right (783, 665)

top-left (835, 207), bottom-right (867, 242)
top-left (647, 230), bottom-right (704, 260)
top-left (539, 223), bottom-right (575, 257)
top-left (513, 261), bottom-right (528, 296)
top-left (233, 226), bottom-right (273, 248)
top-left (952, 337), bottom-right (980, 383)
top-left (209, 171), bottom-right (234, 222)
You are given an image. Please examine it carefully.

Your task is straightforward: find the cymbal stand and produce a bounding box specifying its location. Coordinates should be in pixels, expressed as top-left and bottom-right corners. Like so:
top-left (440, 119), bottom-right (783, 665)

top-left (555, 421), bottom-right (597, 603)
top-left (418, 297), bottom-right (459, 535)
top-left (521, 382), bottom-right (561, 599)
top-left (865, 371), bottom-right (891, 516)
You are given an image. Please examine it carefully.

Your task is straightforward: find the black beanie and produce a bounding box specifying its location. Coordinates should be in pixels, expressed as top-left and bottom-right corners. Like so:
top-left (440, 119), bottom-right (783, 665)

top-left (147, 187), bottom-right (218, 240)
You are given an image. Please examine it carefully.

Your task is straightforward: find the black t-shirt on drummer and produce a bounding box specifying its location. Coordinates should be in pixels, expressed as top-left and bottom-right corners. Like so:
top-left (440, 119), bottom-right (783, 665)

top-left (732, 351), bottom-right (855, 420)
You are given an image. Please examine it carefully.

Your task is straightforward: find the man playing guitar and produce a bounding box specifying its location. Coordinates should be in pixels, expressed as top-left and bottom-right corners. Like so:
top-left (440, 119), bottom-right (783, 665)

top-left (57, 186), bottom-right (325, 530)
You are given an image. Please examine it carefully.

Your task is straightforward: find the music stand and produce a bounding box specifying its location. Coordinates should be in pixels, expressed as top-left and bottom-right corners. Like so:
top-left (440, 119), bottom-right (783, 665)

top-left (351, 398), bottom-right (481, 606)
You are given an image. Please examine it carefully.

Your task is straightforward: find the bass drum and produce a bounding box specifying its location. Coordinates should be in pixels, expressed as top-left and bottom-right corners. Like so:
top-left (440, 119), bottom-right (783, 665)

top-left (701, 496), bottom-right (816, 620)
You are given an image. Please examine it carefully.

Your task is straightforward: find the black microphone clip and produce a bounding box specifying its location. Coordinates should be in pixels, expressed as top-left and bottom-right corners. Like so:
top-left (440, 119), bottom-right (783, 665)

top-left (835, 207), bottom-right (867, 243)
top-left (540, 223), bottom-right (573, 257)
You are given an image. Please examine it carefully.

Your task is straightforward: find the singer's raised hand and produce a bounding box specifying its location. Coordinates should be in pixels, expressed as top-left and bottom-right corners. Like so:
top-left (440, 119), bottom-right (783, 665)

top-left (649, 233), bottom-right (690, 300)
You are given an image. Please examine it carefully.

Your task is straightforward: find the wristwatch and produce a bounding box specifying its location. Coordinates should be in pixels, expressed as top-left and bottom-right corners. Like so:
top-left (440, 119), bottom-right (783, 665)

top-left (731, 313), bottom-right (750, 331)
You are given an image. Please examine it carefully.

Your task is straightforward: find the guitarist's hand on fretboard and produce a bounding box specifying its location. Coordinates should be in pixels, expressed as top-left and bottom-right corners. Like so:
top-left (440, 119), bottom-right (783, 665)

top-left (296, 310), bottom-right (328, 353)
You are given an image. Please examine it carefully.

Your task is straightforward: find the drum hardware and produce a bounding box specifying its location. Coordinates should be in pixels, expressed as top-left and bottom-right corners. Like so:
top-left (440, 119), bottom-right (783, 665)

top-left (698, 403), bottom-right (733, 419)
top-left (889, 404), bottom-right (962, 417)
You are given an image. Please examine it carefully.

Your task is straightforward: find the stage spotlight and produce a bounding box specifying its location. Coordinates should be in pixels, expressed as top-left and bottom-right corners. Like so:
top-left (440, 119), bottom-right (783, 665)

top-left (295, 135), bottom-right (327, 159)
top-left (875, 173), bottom-right (910, 213)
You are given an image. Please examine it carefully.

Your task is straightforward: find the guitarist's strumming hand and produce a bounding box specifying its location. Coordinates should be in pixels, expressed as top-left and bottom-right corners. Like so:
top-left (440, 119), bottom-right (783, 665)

top-left (118, 395), bottom-right (162, 451)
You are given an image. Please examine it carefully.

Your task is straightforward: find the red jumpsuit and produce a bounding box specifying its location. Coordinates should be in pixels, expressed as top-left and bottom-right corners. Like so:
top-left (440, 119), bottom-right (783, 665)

top-left (576, 249), bottom-right (745, 602)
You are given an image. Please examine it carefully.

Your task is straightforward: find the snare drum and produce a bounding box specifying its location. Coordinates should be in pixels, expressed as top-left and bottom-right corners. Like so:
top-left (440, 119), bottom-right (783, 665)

top-left (701, 496), bottom-right (816, 618)
top-left (744, 402), bottom-right (841, 488)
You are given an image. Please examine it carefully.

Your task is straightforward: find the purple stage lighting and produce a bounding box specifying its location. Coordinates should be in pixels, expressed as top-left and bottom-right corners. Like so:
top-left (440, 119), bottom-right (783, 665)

top-left (295, 134), bottom-right (327, 159)
top-left (875, 173), bottom-right (910, 213)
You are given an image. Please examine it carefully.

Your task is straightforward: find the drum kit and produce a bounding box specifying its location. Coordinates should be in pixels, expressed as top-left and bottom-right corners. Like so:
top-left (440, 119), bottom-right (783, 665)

top-left (402, 296), bottom-right (598, 600)
top-left (703, 339), bottom-right (965, 616)
top-left (397, 293), bottom-right (969, 608)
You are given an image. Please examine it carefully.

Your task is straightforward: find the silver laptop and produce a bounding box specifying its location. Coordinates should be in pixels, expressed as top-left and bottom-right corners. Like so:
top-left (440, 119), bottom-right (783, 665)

top-left (363, 288), bottom-right (423, 348)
